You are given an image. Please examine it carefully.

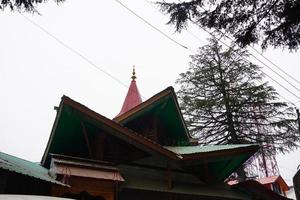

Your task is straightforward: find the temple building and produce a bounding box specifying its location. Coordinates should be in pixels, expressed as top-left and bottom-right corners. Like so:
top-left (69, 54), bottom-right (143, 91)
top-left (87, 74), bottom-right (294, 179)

top-left (0, 68), bottom-right (291, 200)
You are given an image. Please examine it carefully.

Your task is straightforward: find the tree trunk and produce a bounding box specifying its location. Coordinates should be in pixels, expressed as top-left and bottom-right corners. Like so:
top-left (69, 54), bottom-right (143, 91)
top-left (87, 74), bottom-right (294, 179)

top-left (216, 54), bottom-right (247, 181)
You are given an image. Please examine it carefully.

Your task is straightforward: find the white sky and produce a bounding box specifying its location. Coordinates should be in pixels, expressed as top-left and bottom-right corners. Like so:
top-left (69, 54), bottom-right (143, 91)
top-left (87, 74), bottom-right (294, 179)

top-left (0, 0), bottom-right (300, 185)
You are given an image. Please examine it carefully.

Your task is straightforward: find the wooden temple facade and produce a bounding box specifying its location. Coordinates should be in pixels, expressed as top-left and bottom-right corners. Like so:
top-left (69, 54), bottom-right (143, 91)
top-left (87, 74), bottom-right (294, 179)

top-left (1, 70), bottom-right (278, 200)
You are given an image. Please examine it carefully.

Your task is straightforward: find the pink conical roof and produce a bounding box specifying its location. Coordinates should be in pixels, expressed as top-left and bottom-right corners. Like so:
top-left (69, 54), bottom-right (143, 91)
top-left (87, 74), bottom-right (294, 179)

top-left (116, 67), bottom-right (142, 117)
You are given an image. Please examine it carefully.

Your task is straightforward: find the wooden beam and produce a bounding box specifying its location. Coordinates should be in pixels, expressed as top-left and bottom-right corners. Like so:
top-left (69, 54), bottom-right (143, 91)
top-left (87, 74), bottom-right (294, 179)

top-left (153, 115), bottom-right (158, 142)
top-left (203, 159), bottom-right (212, 182)
top-left (93, 133), bottom-right (106, 161)
top-left (81, 122), bottom-right (92, 159)
top-left (166, 165), bottom-right (173, 189)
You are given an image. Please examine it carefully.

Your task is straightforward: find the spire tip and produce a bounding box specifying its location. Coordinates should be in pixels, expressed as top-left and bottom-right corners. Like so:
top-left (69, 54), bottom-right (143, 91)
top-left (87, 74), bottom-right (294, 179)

top-left (131, 65), bottom-right (136, 80)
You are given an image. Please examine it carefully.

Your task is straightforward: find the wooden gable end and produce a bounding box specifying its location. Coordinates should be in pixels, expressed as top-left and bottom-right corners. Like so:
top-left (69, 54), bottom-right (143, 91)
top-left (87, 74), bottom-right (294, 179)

top-left (114, 87), bottom-right (191, 146)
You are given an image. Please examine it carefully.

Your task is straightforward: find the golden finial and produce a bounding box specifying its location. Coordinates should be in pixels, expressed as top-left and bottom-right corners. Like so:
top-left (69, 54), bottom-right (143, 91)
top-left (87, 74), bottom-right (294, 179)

top-left (131, 65), bottom-right (136, 80)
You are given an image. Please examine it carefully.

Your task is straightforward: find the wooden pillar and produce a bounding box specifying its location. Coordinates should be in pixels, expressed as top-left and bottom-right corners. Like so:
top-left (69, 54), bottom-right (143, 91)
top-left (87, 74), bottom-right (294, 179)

top-left (153, 115), bottom-right (158, 142)
top-left (93, 133), bottom-right (106, 161)
top-left (81, 122), bottom-right (92, 158)
top-left (0, 170), bottom-right (7, 193)
top-left (166, 165), bottom-right (173, 189)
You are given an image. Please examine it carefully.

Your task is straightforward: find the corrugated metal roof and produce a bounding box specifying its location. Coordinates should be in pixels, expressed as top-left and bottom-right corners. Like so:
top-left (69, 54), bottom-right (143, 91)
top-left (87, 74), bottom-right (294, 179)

top-left (164, 144), bottom-right (257, 155)
top-left (0, 152), bottom-right (67, 186)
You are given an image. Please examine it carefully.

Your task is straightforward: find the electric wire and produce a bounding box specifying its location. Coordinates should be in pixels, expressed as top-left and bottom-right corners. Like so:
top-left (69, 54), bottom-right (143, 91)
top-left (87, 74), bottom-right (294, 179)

top-left (196, 5), bottom-right (300, 88)
top-left (20, 2), bottom-right (300, 104)
top-left (249, 46), bottom-right (300, 86)
top-left (220, 34), bottom-right (300, 94)
top-left (113, 0), bottom-right (196, 54)
top-left (192, 22), bottom-right (300, 101)
top-left (143, 0), bottom-right (300, 104)
top-left (19, 12), bottom-right (129, 89)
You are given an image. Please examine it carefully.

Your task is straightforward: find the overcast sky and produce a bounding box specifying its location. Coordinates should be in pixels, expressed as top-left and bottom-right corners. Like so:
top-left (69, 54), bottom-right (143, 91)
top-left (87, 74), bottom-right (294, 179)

top-left (1, 0), bottom-right (300, 185)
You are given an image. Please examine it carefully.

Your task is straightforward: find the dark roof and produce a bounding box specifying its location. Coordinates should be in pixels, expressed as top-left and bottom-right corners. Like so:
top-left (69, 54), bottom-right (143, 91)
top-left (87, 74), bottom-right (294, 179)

top-left (0, 152), bottom-right (66, 186)
top-left (232, 180), bottom-right (292, 200)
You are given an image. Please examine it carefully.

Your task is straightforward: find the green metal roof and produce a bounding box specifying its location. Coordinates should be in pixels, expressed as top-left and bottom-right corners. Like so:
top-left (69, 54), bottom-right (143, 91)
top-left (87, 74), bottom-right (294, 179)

top-left (0, 152), bottom-right (67, 186)
top-left (164, 144), bottom-right (258, 183)
top-left (164, 144), bottom-right (257, 155)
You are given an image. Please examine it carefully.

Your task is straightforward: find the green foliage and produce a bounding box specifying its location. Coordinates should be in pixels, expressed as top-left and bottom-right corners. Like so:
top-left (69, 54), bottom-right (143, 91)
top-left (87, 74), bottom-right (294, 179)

top-left (177, 38), bottom-right (299, 154)
top-left (0, 0), bottom-right (64, 12)
top-left (157, 0), bottom-right (300, 50)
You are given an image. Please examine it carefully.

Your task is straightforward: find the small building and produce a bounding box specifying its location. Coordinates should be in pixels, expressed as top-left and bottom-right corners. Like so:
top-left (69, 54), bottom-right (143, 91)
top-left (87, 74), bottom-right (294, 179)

top-left (257, 175), bottom-right (289, 197)
top-left (232, 180), bottom-right (292, 200)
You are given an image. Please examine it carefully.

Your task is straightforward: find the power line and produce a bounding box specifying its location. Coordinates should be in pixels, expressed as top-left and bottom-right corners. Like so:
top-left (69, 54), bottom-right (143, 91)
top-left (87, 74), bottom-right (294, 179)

top-left (113, 0), bottom-right (196, 54)
top-left (183, 5), bottom-right (300, 99)
top-left (193, 22), bottom-right (300, 101)
top-left (219, 34), bottom-right (300, 94)
top-left (19, 12), bottom-right (129, 89)
top-left (249, 46), bottom-right (300, 86)
top-left (196, 5), bottom-right (300, 89)
top-left (144, 1), bottom-right (300, 103)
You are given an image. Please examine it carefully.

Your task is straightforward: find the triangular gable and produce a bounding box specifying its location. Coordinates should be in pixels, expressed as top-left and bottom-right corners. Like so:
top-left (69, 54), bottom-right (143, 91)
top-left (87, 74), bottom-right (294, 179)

top-left (41, 95), bottom-right (258, 183)
top-left (41, 95), bottom-right (181, 167)
top-left (114, 87), bottom-right (191, 145)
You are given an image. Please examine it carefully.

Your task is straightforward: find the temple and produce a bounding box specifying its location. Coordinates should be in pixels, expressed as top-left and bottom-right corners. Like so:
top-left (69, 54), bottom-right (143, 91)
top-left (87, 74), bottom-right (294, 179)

top-left (0, 68), bottom-right (291, 200)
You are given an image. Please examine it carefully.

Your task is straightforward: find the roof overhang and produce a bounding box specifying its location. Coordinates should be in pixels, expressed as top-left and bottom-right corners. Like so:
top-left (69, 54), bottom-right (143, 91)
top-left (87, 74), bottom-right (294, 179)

top-left (50, 154), bottom-right (124, 182)
top-left (0, 152), bottom-right (67, 187)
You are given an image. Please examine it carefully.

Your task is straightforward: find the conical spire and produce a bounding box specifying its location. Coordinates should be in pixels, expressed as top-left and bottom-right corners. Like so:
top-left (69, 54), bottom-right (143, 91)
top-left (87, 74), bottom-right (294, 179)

top-left (116, 66), bottom-right (142, 117)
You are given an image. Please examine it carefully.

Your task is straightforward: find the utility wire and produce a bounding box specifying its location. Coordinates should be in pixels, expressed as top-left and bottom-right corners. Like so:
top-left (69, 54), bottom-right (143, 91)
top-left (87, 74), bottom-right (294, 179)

top-left (20, 2), bottom-right (300, 104)
top-left (220, 34), bottom-right (300, 94)
top-left (19, 12), bottom-right (129, 89)
top-left (114, 0), bottom-right (196, 54)
top-left (144, 0), bottom-right (300, 103)
top-left (193, 22), bottom-right (300, 101)
top-left (196, 5), bottom-right (300, 89)
top-left (249, 45), bottom-right (300, 86)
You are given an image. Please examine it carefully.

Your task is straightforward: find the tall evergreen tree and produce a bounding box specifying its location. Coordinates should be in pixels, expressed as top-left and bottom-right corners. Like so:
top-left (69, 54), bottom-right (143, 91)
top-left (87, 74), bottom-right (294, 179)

top-left (157, 0), bottom-right (300, 50)
top-left (177, 39), bottom-right (299, 157)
